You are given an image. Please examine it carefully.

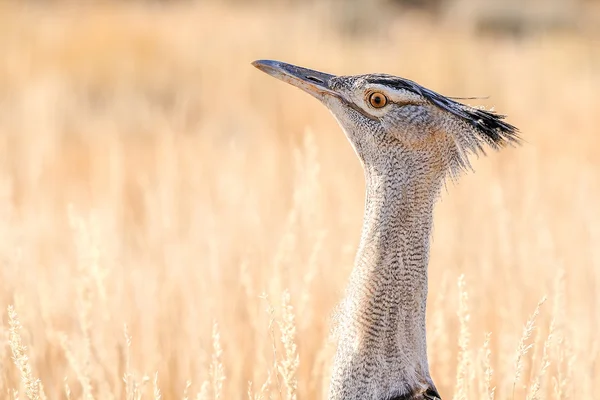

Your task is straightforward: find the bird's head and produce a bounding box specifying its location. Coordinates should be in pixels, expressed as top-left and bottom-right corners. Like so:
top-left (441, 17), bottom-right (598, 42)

top-left (252, 60), bottom-right (519, 178)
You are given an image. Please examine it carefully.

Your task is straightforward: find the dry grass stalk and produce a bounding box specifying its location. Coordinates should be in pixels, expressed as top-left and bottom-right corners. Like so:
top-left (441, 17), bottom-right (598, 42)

top-left (7, 305), bottom-right (40, 400)
top-left (513, 297), bottom-right (547, 398)
top-left (136, 375), bottom-right (151, 400)
top-left (209, 322), bottom-right (225, 400)
top-left (480, 333), bottom-right (495, 400)
top-left (37, 382), bottom-right (47, 400)
top-left (76, 293), bottom-right (94, 400)
top-left (551, 335), bottom-right (573, 400)
top-left (260, 293), bottom-right (283, 399)
top-left (248, 381), bottom-right (254, 400)
top-left (182, 380), bottom-right (192, 400)
top-left (123, 324), bottom-right (133, 400)
top-left (198, 380), bottom-right (210, 400)
top-left (1, 331), bottom-right (8, 400)
top-left (68, 207), bottom-right (99, 400)
top-left (551, 271), bottom-right (573, 400)
top-left (153, 372), bottom-right (161, 400)
top-left (298, 230), bottom-right (327, 327)
top-left (294, 129), bottom-right (322, 227)
top-left (309, 337), bottom-right (334, 398)
top-left (277, 290), bottom-right (299, 400)
top-left (58, 333), bottom-right (94, 400)
top-left (527, 318), bottom-right (555, 400)
top-left (252, 370), bottom-right (273, 400)
top-left (64, 377), bottom-right (72, 400)
top-left (453, 275), bottom-right (471, 400)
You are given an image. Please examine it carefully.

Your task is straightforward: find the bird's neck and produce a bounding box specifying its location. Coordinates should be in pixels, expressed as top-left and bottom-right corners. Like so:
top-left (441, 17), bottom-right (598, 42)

top-left (329, 156), bottom-right (443, 400)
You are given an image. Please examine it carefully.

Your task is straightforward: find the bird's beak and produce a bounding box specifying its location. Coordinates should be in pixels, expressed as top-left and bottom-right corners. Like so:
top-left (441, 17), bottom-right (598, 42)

top-left (252, 60), bottom-right (339, 99)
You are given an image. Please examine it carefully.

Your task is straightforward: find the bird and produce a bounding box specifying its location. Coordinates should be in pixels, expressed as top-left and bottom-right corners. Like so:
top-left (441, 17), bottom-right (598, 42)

top-left (252, 60), bottom-right (519, 400)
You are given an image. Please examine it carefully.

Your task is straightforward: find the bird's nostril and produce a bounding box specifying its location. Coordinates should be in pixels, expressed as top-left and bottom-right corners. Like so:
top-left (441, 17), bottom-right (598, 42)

top-left (306, 75), bottom-right (324, 84)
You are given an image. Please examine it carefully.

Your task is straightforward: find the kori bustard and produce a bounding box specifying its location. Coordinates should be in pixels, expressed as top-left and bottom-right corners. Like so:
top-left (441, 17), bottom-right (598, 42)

top-left (252, 60), bottom-right (518, 400)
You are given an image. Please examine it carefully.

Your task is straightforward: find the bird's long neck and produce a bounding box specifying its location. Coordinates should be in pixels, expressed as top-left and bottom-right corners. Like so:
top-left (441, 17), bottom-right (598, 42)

top-left (329, 154), bottom-right (443, 400)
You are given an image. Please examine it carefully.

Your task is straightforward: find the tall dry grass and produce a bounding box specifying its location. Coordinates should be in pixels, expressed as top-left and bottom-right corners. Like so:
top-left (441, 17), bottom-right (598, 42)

top-left (0, 2), bottom-right (598, 399)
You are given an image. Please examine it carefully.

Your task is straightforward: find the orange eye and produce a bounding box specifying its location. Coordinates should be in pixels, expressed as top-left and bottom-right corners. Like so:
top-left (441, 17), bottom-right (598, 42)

top-left (369, 92), bottom-right (387, 108)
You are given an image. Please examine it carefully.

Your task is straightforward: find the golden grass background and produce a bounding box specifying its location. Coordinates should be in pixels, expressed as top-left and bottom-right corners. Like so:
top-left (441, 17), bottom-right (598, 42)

top-left (0, 2), bottom-right (598, 399)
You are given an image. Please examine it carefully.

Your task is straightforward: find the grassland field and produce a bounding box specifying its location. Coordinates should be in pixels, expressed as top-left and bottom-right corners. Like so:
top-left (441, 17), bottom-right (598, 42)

top-left (0, 2), bottom-right (598, 399)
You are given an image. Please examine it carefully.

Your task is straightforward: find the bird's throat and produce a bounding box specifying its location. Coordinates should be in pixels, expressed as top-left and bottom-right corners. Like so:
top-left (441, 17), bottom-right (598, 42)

top-left (329, 160), bottom-right (442, 400)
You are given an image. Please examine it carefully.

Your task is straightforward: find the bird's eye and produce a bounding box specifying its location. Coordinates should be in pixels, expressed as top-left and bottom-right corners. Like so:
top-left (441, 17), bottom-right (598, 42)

top-left (369, 92), bottom-right (388, 108)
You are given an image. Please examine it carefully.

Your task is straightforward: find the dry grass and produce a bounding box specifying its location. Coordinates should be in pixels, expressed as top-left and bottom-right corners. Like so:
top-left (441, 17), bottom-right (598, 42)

top-left (0, 2), bottom-right (598, 399)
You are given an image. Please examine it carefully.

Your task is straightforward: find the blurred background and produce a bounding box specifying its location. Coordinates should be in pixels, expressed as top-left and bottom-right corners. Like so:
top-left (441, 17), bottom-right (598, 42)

top-left (0, 0), bottom-right (598, 399)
